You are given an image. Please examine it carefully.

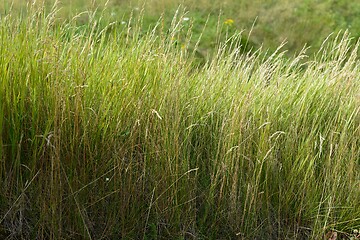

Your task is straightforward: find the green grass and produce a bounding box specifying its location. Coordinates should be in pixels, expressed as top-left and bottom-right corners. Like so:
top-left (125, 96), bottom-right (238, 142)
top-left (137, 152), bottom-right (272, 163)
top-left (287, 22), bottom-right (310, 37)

top-left (0, 4), bottom-right (359, 239)
top-left (4, 0), bottom-right (360, 58)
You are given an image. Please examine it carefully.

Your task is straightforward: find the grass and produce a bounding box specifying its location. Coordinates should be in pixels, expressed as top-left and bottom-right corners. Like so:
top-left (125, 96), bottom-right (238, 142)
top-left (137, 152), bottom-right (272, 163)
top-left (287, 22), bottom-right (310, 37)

top-left (4, 0), bottom-right (360, 58)
top-left (0, 3), bottom-right (359, 239)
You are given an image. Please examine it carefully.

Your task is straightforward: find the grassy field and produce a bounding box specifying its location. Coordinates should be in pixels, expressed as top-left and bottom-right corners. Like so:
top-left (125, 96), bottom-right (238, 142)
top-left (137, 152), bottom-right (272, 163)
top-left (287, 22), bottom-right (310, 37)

top-left (3, 0), bottom-right (360, 58)
top-left (0, 1), bottom-right (359, 239)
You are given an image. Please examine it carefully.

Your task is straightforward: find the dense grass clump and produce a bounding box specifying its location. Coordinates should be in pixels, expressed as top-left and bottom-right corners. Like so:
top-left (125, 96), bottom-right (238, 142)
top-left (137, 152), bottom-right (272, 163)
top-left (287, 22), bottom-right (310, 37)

top-left (0, 6), bottom-right (359, 239)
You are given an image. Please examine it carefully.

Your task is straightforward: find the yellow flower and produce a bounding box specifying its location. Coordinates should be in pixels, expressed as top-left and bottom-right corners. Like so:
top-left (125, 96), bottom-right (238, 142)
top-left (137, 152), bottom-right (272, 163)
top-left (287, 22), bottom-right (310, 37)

top-left (224, 18), bottom-right (234, 26)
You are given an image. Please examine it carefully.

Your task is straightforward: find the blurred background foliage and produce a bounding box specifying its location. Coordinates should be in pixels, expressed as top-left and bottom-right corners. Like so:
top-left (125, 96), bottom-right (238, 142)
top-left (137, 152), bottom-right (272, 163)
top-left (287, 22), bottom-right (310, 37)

top-left (2, 0), bottom-right (360, 58)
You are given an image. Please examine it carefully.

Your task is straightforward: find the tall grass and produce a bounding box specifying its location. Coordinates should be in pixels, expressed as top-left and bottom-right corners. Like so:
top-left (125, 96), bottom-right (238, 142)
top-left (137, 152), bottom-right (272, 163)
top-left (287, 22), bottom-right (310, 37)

top-left (0, 5), bottom-right (359, 239)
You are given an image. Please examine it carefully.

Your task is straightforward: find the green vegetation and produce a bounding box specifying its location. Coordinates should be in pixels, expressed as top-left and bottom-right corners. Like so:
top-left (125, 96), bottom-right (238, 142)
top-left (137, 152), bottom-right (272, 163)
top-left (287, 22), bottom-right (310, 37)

top-left (3, 0), bottom-right (360, 58)
top-left (0, 2), bottom-right (359, 239)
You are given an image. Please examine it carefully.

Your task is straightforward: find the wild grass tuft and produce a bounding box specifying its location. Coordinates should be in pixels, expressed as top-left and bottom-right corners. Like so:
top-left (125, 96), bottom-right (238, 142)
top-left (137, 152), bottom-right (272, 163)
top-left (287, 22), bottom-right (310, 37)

top-left (0, 4), bottom-right (359, 239)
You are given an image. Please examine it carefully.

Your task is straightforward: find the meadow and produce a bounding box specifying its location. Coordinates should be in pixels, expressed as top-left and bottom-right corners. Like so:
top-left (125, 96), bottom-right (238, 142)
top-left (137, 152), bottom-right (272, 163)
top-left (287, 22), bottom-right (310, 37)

top-left (4, 0), bottom-right (360, 58)
top-left (0, 1), bottom-right (359, 239)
